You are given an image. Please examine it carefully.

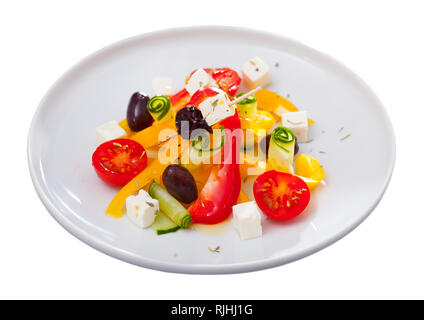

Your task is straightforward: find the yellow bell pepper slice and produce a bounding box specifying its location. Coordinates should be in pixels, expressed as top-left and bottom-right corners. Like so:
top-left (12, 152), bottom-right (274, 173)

top-left (255, 89), bottom-right (314, 125)
top-left (295, 154), bottom-right (325, 190)
top-left (240, 111), bottom-right (275, 137)
top-left (237, 190), bottom-right (250, 204)
top-left (106, 159), bottom-right (167, 218)
top-left (118, 119), bottom-right (133, 137)
top-left (130, 119), bottom-right (176, 149)
top-left (106, 135), bottom-right (184, 218)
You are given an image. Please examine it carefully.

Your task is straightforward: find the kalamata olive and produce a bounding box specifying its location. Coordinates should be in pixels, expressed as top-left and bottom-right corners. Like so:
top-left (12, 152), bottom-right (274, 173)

top-left (126, 92), bottom-right (153, 132)
top-left (175, 105), bottom-right (212, 140)
top-left (260, 135), bottom-right (299, 156)
top-left (162, 165), bottom-right (198, 203)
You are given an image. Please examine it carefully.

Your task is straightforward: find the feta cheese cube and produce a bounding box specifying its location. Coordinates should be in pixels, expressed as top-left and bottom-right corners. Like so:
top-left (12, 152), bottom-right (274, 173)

top-left (232, 201), bottom-right (263, 240)
top-left (241, 56), bottom-right (272, 89)
top-left (281, 111), bottom-right (308, 142)
top-left (95, 120), bottom-right (126, 146)
top-left (198, 91), bottom-right (235, 126)
top-left (126, 189), bottom-right (159, 228)
top-left (185, 68), bottom-right (216, 95)
top-left (152, 77), bottom-right (174, 96)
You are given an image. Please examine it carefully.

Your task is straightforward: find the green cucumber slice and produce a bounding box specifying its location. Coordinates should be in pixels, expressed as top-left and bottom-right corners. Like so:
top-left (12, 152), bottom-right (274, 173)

top-left (268, 126), bottom-right (295, 173)
top-left (236, 93), bottom-right (257, 118)
top-left (148, 181), bottom-right (192, 228)
top-left (152, 211), bottom-right (180, 235)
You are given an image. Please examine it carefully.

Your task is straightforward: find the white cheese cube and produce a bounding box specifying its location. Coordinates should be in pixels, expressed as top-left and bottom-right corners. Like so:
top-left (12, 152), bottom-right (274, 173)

top-left (185, 68), bottom-right (216, 95)
top-left (126, 189), bottom-right (159, 228)
top-left (241, 56), bottom-right (272, 89)
top-left (95, 120), bottom-right (126, 146)
top-left (232, 201), bottom-right (263, 240)
top-left (198, 91), bottom-right (235, 126)
top-left (152, 77), bottom-right (174, 96)
top-left (281, 111), bottom-right (308, 142)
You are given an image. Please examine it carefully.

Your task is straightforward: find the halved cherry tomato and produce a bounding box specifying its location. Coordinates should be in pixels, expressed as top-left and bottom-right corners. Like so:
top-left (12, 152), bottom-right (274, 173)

top-left (211, 68), bottom-right (241, 96)
top-left (92, 138), bottom-right (147, 186)
top-left (253, 171), bottom-right (310, 221)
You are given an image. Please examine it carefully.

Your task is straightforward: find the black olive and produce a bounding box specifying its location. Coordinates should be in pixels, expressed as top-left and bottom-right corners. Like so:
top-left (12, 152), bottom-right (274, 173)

top-left (162, 165), bottom-right (198, 203)
top-left (126, 92), bottom-right (153, 132)
top-left (260, 135), bottom-right (271, 156)
top-left (175, 105), bottom-right (212, 140)
top-left (294, 136), bottom-right (299, 155)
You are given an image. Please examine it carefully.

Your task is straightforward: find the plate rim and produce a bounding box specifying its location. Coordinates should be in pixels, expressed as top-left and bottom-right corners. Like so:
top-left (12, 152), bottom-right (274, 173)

top-left (27, 25), bottom-right (396, 274)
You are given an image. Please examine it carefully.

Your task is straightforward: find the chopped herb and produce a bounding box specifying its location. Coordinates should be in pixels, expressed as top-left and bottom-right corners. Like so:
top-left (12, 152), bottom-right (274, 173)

top-left (140, 151), bottom-right (146, 159)
top-left (208, 246), bottom-right (220, 253)
top-left (291, 196), bottom-right (299, 201)
top-left (201, 200), bottom-right (205, 208)
top-left (286, 201), bottom-right (291, 208)
top-left (340, 133), bottom-right (351, 141)
top-left (135, 180), bottom-right (140, 189)
top-left (112, 142), bottom-right (122, 147)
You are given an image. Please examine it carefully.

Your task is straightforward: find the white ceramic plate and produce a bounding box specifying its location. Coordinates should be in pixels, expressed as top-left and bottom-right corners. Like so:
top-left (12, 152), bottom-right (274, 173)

top-left (28, 26), bottom-right (395, 274)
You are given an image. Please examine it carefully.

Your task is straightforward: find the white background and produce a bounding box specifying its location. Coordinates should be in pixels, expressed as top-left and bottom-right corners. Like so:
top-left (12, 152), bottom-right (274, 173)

top-left (0, 0), bottom-right (422, 299)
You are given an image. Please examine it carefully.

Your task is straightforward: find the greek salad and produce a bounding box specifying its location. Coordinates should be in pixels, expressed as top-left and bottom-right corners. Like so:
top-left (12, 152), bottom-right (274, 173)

top-left (91, 57), bottom-right (325, 240)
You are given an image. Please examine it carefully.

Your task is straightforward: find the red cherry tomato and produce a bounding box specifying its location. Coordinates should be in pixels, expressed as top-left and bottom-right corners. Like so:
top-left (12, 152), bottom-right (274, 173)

top-left (253, 171), bottom-right (310, 221)
top-left (211, 68), bottom-right (241, 96)
top-left (92, 138), bottom-right (147, 186)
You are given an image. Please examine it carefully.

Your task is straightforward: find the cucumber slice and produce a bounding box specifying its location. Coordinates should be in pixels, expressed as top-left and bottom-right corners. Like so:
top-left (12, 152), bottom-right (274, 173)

top-left (152, 211), bottom-right (180, 235)
top-left (268, 126), bottom-right (295, 173)
top-left (236, 93), bottom-right (257, 118)
top-left (147, 96), bottom-right (173, 122)
top-left (149, 181), bottom-right (192, 228)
